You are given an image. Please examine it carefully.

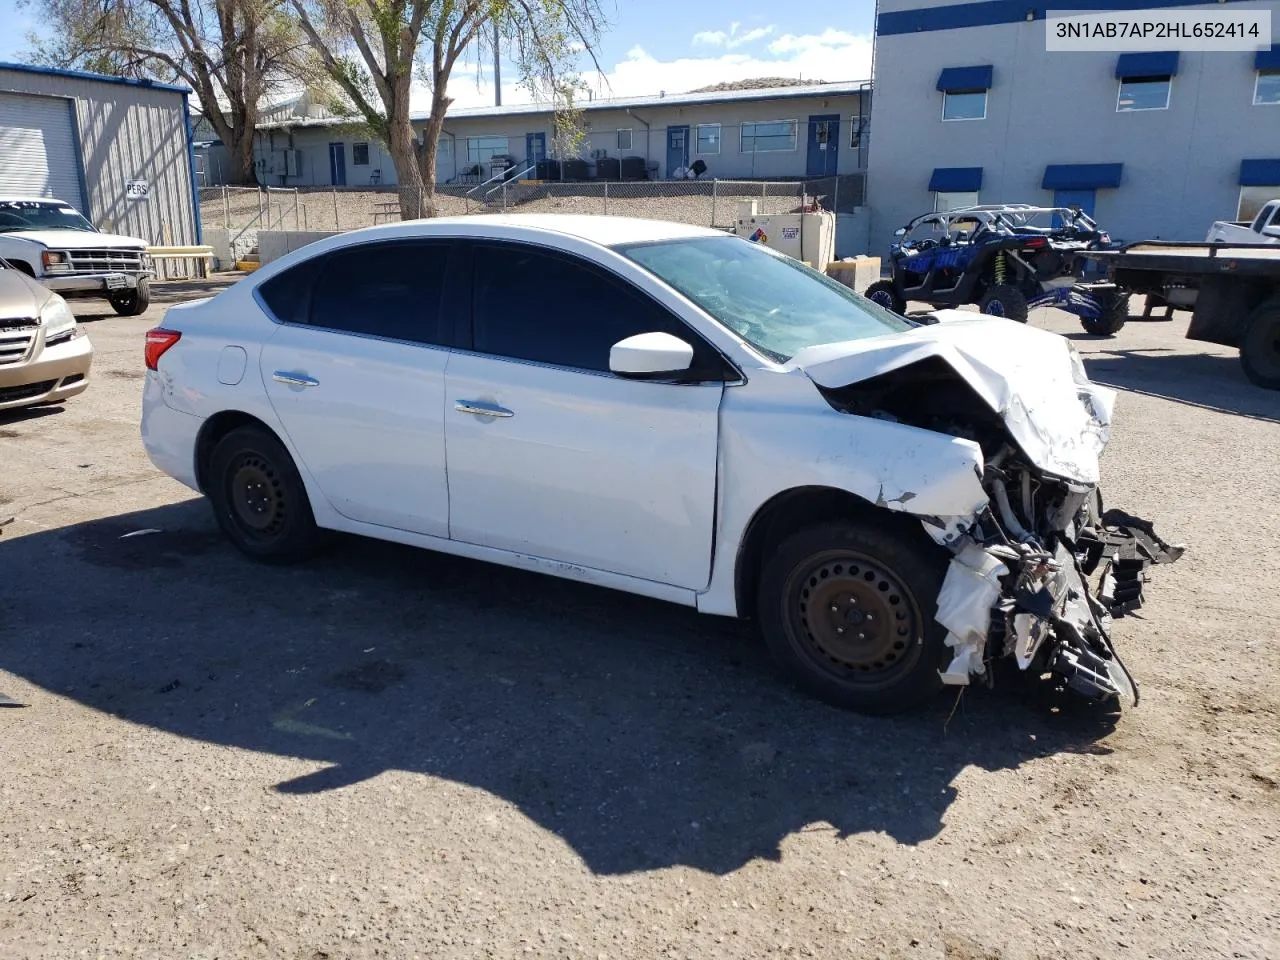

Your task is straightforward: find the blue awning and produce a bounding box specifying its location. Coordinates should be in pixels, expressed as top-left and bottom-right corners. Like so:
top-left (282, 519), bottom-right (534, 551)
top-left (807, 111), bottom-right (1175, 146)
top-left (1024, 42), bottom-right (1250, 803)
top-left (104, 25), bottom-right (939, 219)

top-left (929, 167), bottom-right (983, 192)
top-left (1257, 45), bottom-right (1280, 71)
top-left (936, 65), bottom-right (994, 92)
top-left (1240, 159), bottom-right (1280, 186)
top-left (1115, 52), bottom-right (1179, 79)
top-left (1042, 163), bottom-right (1124, 190)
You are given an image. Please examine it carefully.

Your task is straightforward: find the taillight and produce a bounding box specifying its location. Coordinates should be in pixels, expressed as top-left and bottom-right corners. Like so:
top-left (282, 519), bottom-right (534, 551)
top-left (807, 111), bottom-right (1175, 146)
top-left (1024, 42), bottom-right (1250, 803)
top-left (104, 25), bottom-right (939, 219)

top-left (1023, 236), bottom-right (1048, 249)
top-left (144, 328), bottom-right (181, 370)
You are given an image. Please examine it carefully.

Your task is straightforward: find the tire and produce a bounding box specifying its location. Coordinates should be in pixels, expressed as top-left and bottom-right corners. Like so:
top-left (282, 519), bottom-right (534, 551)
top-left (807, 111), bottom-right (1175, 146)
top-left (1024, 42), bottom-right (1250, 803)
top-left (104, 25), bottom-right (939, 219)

top-left (1079, 291), bottom-right (1130, 336)
top-left (757, 518), bottom-right (950, 714)
top-left (108, 278), bottom-right (151, 316)
top-left (863, 280), bottom-right (906, 315)
top-left (978, 284), bottom-right (1029, 323)
top-left (207, 425), bottom-right (324, 563)
top-left (1240, 298), bottom-right (1280, 390)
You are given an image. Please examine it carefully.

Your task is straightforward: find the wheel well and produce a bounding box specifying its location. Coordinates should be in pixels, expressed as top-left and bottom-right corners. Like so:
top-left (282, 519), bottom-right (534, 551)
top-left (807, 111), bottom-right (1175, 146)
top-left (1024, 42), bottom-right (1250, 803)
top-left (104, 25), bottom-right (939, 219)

top-left (7, 259), bottom-right (35, 277)
top-left (734, 486), bottom-right (922, 620)
top-left (194, 411), bottom-right (277, 493)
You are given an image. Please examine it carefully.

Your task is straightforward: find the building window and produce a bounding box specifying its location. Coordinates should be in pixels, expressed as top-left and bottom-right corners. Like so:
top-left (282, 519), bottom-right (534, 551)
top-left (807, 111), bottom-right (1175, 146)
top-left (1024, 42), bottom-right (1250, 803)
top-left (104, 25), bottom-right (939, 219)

top-left (436, 137), bottom-right (453, 163)
top-left (849, 115), bottom-right (867, 149)
top-left (740, 120), bottom-right (798, 153)
top-left (1117, 76), bottom-right (1171, 111)
top-left (942, 90), bottom-right (987, 121)
top-left (695, 124), bottom-right (720, 155)
top-left (352, 142), bottom-right (370, 166)
top-left (934, 191), bottom-right (979, 213)
top-left (1238, 185), bottom-right (1280, 223)
top-left (466, 136), bottom-right (509, 164)
top-left (617, 128), bottom-right (633, 151)
top-left (1255, 70), bottom-right (1280, 105)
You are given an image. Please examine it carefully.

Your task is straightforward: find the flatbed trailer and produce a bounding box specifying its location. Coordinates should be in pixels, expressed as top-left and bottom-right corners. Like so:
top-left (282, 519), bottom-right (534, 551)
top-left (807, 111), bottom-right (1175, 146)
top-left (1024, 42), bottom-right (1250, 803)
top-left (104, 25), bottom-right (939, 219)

top-left (1081, 241), bottom-right (1280, 390)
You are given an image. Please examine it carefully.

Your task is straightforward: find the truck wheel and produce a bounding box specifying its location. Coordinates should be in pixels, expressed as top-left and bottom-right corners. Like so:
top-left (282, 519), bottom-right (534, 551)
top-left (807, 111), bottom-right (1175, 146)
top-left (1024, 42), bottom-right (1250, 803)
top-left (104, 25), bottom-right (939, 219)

top-left (978, 285), bottom-right (1029, 323)
top-left (108, 278), bottom-right (151, 316)
top-left (1240, 299), bottom-right (1280, 390)
top-left (207, 425), bottom-right (324, 563)
top-left (757, 518), bottom-right (949, 714)
top-left (1080, 291), bottom-right (1130, 336)
top-left (863, 280), bottom-right (906, 315)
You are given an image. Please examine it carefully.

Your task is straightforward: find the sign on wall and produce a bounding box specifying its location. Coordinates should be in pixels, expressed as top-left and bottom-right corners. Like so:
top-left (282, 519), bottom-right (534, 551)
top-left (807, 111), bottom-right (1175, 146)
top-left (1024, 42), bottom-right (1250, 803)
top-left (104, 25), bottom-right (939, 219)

top-left (125, 179), bottom-right (149, 200)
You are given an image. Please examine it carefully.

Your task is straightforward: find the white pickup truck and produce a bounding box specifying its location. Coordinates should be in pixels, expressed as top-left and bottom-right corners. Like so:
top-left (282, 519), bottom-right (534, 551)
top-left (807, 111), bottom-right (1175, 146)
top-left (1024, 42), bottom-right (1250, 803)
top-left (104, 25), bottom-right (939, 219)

top-left (1206, 198), bottom-right (1280, 245)
top-left (0, 197), bottom-right (153, 315)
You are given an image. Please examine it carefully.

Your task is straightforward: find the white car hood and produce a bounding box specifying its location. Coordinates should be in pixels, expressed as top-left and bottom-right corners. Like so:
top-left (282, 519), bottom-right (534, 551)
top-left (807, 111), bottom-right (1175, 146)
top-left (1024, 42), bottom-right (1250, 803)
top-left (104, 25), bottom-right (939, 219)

top-left (4, 230), bottom-right (148, 249)
top-left (791, 318), bottom-right (1116, 484)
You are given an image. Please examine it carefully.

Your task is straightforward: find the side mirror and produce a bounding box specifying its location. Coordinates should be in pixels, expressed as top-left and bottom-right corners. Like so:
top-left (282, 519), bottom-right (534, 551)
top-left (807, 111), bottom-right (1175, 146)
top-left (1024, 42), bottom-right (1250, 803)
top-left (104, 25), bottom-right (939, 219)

top-left (609, 331), bottom-right (694, 378)
top-left (893, 227), bottom-right (907, 237)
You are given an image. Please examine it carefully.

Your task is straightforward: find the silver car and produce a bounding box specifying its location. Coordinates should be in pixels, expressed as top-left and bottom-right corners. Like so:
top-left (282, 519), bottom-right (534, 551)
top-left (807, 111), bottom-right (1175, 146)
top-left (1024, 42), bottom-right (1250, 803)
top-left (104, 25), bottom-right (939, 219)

top-left (0, 258), bottom-right (93, 412)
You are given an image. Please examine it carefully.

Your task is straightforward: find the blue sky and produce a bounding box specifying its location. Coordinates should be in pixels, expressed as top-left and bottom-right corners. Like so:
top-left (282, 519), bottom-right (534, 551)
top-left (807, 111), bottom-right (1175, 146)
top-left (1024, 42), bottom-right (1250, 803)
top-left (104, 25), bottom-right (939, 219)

top-left (0, 0), bottom-right (876, 109)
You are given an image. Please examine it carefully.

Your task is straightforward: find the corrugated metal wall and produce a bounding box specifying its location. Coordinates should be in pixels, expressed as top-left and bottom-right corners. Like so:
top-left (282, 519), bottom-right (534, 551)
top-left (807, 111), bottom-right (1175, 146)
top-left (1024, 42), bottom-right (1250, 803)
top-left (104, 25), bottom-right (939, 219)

top-left (0, 68), bottom-right (198, 247)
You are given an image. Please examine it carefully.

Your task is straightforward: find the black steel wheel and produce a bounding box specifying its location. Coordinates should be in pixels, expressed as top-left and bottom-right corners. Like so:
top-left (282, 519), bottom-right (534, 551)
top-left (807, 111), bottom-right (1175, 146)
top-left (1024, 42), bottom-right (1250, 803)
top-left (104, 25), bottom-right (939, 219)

top-left (207, 425), bottom-right (323, 563)
top-left (1240, 298), bottom-right (1280, 391)
top-left (863, 280), bottom-right (907, 315)
top-left (978, 284), bottom-right (1029, 323)
top-left (758, 518), bottom-right (949, 713)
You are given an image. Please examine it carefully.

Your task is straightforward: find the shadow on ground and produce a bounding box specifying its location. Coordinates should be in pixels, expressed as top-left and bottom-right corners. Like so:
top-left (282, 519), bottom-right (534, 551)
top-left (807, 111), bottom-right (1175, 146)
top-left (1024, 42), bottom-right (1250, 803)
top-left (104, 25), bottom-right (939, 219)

top-left (1077, 344), bottom-right (1280, 423)
top-left (0, 501), bottom-right (1120, 875)
top-left (69, 275), bottom-right (243, 323)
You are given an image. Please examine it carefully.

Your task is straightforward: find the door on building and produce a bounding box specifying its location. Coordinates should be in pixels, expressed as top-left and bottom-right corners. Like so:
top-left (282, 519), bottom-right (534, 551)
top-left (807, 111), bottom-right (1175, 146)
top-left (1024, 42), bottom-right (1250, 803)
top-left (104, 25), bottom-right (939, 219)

top-left (524, 132), bottom-right (547, 170)
top-left (328, 142), bottom-right (347, 186)
top-left (805, 114), bottom-right (841, 178)
top-left (1053, 188), bottom-right (1096, 222)
top-left (0, 91), bottom-right (87, 211)
top-left (666, 126), bottom-right (689, 178)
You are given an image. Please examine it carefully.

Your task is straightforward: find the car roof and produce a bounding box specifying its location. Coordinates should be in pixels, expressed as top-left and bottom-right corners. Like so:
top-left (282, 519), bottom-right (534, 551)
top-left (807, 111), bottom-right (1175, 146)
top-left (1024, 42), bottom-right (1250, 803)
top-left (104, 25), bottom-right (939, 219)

top-left (0, 196), bottom-right (72, 205)
top-left (331, 213), bottom-right (727, 248)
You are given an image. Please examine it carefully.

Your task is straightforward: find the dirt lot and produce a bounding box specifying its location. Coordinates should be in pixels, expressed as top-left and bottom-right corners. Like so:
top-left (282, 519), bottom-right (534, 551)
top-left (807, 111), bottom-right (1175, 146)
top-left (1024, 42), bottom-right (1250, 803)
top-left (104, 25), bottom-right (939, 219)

top-left (1, 280), bottom-right (1278, 960)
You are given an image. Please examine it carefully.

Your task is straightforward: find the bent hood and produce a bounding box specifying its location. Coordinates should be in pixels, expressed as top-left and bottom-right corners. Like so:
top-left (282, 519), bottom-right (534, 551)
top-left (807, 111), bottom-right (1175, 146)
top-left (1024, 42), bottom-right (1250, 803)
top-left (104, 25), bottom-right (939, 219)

top-left (791, 317), bottom-right (1116, 484)
top-left (3, 230), bottom-right (148, 249)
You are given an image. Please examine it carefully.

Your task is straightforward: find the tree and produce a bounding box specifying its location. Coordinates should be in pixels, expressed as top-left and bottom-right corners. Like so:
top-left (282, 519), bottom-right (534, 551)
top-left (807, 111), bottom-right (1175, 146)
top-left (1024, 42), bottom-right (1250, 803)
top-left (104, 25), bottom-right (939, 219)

top-left (290, 0), bottom-right (605, 218)
top-left (21, 0), bottom-right (314, 184)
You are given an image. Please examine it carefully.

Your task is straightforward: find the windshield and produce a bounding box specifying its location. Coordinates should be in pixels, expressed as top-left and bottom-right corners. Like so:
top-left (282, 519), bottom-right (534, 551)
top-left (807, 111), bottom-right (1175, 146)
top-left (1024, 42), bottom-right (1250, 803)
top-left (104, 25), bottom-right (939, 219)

top-left (618, 236), bottom-right (913, 362)
top-left (0, 200), bottom-right (97, 234)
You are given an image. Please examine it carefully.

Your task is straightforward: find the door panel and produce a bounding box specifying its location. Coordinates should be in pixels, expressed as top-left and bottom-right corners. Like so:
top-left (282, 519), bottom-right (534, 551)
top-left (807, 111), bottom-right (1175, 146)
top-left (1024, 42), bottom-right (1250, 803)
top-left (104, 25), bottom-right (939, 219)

top-left (806, 114), bottom-right (840, 178)
top-left (444, 353), bottom-right (722, 588)
top-left (525, 132), bottom-right (546, 166)
top-left (1053, 188), bottom-right (1096, 220)
top-left (255, 239), bottom-right (455, 537)
top-left (666, 126), bottom-right (689, 177)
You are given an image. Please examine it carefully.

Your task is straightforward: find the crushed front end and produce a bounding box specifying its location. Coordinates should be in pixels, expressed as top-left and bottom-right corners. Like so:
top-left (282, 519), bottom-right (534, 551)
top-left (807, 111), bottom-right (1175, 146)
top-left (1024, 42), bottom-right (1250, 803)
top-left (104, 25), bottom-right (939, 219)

top-left (801, 317), bottom-right (1183, 706)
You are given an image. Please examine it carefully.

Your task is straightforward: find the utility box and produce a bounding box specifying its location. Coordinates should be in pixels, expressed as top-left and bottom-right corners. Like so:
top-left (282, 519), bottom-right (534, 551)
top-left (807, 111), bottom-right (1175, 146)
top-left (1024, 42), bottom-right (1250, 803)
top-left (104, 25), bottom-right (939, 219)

top-left (733, 210), bottom-right (837, 271)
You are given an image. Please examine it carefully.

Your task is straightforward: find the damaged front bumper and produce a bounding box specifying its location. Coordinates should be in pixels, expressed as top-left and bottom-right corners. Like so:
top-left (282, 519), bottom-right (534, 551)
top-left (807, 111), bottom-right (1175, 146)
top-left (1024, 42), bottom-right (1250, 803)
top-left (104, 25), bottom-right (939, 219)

top-left (934, 494), bottom-right (1183, 704)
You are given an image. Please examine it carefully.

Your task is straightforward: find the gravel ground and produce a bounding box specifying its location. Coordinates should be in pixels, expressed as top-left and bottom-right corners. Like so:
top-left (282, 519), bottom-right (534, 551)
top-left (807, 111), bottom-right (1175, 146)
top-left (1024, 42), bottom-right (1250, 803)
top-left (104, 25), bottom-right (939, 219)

top-left (198, 184), bottom-right (811, 233)
top-left (1, 282), bottom-right (1278, 960)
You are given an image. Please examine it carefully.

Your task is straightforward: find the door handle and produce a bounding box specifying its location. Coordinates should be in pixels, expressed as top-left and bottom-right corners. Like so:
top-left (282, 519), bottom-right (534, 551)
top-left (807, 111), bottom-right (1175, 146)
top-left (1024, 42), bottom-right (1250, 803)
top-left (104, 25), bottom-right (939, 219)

top-left (454, 399), bottom-right (513, 418)
top-left (273, 371), bottom-right (319, 387)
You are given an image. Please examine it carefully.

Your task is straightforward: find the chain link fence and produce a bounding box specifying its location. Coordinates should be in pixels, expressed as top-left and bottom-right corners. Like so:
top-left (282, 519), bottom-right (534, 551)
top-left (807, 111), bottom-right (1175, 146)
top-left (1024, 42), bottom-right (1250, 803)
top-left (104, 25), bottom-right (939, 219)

top-left (198, 175), bottom-right (865, 237)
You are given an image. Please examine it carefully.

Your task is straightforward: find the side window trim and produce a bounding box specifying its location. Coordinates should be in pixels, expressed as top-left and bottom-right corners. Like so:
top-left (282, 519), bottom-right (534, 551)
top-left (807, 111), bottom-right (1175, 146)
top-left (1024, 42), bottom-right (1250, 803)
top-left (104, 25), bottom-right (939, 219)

top-left (461, 238), bottom-right (738, 382)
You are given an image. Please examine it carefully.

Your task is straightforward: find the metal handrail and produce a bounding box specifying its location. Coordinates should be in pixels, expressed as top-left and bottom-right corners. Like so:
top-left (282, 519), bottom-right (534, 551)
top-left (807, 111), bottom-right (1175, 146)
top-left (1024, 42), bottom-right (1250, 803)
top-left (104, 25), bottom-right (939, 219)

top-left (485, 164), bottom-right (537, 202)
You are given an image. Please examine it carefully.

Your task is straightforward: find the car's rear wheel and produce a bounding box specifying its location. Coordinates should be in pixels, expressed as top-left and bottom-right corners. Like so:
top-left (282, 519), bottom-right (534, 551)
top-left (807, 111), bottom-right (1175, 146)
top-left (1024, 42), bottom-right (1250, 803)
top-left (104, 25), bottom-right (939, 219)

top-left (1240, 298), bottom-right (1280, 390)
top-left (978, 284), bottom-right (1029, 323)
top-left (1079, 291), bottom-right (1130, 336)
top-left (863, 280), bottom-right (906, 315)
top-left (108, 279), bottom-right (150, 316)
top-left (207, 425), bottom-right (324, 563)
top-left (757, 518), bottom-right (949, 714)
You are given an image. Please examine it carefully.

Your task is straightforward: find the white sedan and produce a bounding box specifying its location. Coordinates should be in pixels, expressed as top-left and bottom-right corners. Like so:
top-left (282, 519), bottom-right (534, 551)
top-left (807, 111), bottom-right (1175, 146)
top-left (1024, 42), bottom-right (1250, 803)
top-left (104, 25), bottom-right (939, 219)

top-left (140, 215), bottom-right (1177, 713)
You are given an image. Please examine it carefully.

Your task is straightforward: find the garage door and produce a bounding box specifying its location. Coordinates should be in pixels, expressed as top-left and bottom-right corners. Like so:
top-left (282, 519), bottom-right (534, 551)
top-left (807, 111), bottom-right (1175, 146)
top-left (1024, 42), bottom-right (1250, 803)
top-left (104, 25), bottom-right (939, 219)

top-left (0, 92), bottom-right (86, 211)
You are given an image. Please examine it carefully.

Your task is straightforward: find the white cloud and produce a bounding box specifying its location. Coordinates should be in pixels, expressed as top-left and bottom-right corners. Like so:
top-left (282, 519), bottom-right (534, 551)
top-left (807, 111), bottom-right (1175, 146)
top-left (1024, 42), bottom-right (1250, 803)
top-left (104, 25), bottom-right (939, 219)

top-left (413, 28), bottom-right (873, 113)
top-left (692, 22), bottom-right (776, 50)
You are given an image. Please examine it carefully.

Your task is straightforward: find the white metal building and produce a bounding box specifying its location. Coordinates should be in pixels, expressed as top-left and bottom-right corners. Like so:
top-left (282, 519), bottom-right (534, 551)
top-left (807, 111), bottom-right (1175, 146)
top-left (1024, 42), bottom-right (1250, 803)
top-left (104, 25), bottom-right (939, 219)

top-left (0, 61), bottom-right (202, 245)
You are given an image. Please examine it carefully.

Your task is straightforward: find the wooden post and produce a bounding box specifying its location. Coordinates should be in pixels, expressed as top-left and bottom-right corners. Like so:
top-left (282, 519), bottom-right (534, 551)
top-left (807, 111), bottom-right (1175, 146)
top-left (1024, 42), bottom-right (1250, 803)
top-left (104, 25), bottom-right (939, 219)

top-left (221, 184), bottom-right (229, 227)
top-left (332, 188), bottom-right (339, 230)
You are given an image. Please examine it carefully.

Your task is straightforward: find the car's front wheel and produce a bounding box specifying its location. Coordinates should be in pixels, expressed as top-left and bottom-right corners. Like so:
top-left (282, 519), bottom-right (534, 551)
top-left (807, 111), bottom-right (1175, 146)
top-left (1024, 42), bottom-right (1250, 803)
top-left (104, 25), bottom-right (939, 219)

top-left (757, 518), bottom-right (949, 714)
top-left (108, 278), bottom-right (151, 316)
top-left (978, 284), bottom-right (1029, 323)
top-left (207, 425), bottom-right (324, 563)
